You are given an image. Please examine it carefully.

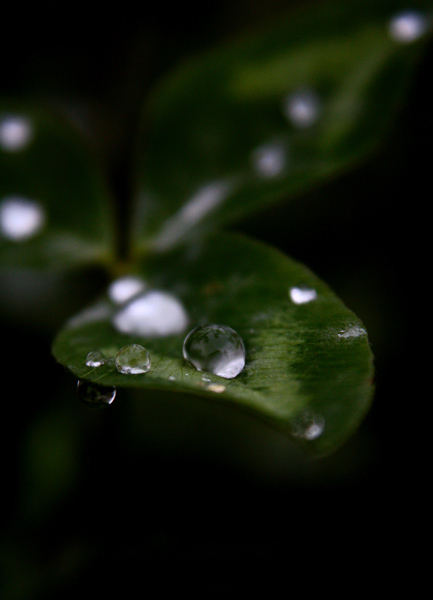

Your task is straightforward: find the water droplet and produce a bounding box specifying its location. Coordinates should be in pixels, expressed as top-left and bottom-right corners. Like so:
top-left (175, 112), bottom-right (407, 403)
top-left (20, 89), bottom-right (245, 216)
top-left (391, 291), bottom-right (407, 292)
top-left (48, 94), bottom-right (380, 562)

top-left (388, 10), bottom-right (428, 43)
top-left (289, 286), bottom-right (317, 304)
top-left (206, 383), bottom-right (226, 393)
top-left (201, 375), bottom-right (211, 382)
top-left (115, 344), bottom-right (151, 375)
top-left (0, 114), bottom-right (33, 152)
top-left (0, 196), bottom-right (46, 241)
top-left (283, 89), bottom-right (321, 128)
top-left (289, 410), bottom-right (325, 441)
top-left (251, 141), bottom-right (287, 178)
top-left (183, 324), bottom-right (246, 379)
top-left (168, 375), bottom-right (177, 381)
top-left (77, 380), bottom-right (116, 409)
top-left (108, 275), bottom-right (146, 304)
top-left (113, 290), bottom-right (189, 338)
top-left (85, 350), bottom-right (107, 368)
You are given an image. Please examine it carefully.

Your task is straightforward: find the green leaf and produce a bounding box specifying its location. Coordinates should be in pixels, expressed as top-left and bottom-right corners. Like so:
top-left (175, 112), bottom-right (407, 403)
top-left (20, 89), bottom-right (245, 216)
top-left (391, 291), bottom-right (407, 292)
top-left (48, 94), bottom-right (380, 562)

top-left (0, 102), bottom-right (116, 270)
top-left (52, 233), bottom-right (374, 456)
top-left (130, 0), bottom-right (431, 257)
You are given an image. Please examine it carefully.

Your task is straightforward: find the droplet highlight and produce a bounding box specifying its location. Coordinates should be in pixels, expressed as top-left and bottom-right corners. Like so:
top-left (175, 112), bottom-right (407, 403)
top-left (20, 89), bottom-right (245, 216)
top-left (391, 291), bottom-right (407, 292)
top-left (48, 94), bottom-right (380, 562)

top-left (388, 10), bottom-right (428, 43)
top-left (251, 141), bottom-right (287, 178)
top-left (115, 344), bottom-right (151, 375)
top-left (289, 411), bottom-right (325, 441)
top-left (0, 114), bottom-right (33, 152)
top-left (108, 275), bottom-right (146, 304)
top-left (85, 350), bottom-right (107, 368)
top-left (77, 380), bottom-right (116, 409)
top-left (289, 286), bottom-right (317, 304)
top-left (183, 324), bottom-right (246, 379)
top-left (113, 290), bottom-right (189, 338)
top-left (283, 89), bottom-right (321, 128)
top-left (0, 196), bottom-right (46, 241)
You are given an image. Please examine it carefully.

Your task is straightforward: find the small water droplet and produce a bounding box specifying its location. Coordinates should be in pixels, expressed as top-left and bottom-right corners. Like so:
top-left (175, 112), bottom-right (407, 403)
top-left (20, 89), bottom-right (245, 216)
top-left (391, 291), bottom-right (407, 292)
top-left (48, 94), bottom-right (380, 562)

top-left (113, 290), bottom-right (189, 338)
top-left (108, 275), bottom-right (146, 304)
top-left (85, 350), bottom-right (107, 368)
top-left (388, 10), bottom-right (428, 43)
top-left (77, 380), bottom-right (116, 409)
top-left (283, 89), bottom-right (321, 128)
top-left (206, 383), bottom-right (226, 393)
top-left (183, 324), bottom-right (246, 379)
top-left (251, 141), bottom-right (287, 178)
top-left (289, 286), bottom-right (317, 304)
top-left (115, 344), bottom-right (151, 375)
top-left (289, 410), bottom-right (325, 441)
top-left (0, 114), bottom-right (33, 152)
top-left (0, 196), bottom-right (46, 241)
top-left (168, 375), bottom-right (177, 381)
top-left (201, 375), bottom-right (211, 382)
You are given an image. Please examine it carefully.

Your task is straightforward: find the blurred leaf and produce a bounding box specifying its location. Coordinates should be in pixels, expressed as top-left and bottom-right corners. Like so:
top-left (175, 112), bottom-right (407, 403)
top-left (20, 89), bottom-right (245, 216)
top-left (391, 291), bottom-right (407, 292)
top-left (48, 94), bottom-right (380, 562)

top-left (130, 0), bottom-right (432, 256)
top-left (0, 102), bottom-right (116, 270)
top-left (52, 233), bottom-right (374, 456)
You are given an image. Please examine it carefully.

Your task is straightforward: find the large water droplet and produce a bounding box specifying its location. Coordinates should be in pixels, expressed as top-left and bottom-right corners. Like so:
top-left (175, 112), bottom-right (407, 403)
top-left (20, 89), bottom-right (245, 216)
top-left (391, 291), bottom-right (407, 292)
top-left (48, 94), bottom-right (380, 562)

top-left (113, 290), bottom-right (189, 338)
top-left (388, 10), bottom-right (428, 43)
top-left (0, 196), bottom-right (46, 241)
top-left (0, 114), bottom-right (33, 152)
top-left (77, 380), bottom-right (116, 409)
top-left (85, 350), bottom-right (107, 367)
top-left (283, 89), bottom-right (321, 128)
top-left (183, 324), bottom-right (246, 379)
top-left (289, 410), bottom-right (325, 441)
top-left (115, 344), bottom-right (151, 375)
top-left (108, 275), bottom-right (146, 304)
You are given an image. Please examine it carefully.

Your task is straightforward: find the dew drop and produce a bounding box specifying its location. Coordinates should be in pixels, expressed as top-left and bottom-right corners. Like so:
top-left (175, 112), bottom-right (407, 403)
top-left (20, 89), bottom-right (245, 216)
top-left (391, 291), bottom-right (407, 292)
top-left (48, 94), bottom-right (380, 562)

top-left (0, 196), bottom-right (46, 241)
top-left (206, 383), bottom-right (226, 393)
top-left (289, 410), bottom-right (325, 441)
top-left (113, 290), bottom-right (189, 338)
top-left (388, 10), bottom-right (428, 43)
top-left (183, 324), bottom-right (246, 379)
top-left (115, 344), bottom-right (151, 375)
top-left (289, 286), bottom-right (317, 304)
top-left (85, 350), bottom-right (107, 368)
top-left (251, 141), bottom-right (287, 178)
top-left (77, 380), bottom-right (116, 409)
top-left (283, 89), bottom-right (321, 128)
top-left (0, 114), bottom-right (33, 152)
top-left (108, 275), bottom-right (146, 304)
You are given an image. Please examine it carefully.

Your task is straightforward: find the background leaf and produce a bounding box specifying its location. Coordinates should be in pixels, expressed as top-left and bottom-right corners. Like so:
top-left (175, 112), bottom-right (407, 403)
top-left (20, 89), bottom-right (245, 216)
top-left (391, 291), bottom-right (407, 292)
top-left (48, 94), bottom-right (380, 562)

top-left (0, 101), bottom-right (116, 270)
top-left (52, 233), bottom-right (374, 456)
top-left (130, 0), bottom-right (432, 257)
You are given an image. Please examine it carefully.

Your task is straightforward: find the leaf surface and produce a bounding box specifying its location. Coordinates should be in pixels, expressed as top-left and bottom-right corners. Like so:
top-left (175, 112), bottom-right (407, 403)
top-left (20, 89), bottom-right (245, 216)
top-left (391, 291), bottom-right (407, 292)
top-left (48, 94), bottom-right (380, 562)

top-left (52, 233), bottom-right (374, 455)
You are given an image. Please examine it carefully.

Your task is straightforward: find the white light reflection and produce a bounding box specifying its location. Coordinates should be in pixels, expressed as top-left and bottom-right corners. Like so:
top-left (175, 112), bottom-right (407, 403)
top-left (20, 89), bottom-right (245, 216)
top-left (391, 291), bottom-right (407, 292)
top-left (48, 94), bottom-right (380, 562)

top-left (113, 290), bottom-right (189, 338)
top-left (108, 275), bottom-right (147, 304)
top-left (338, 325), bottom-right (367, 339)
top-left (251, 141), bottom-right (287, 178)
top-left (289, 286), bottom-right (317, 304)
top-left (152, 180), bottom-right (232, 251)
top-left (0, 114), bottom-right (33, 152)
top-left (283, 89), bottom-right (321, 128)
top-left (0, 196), bottom-right (46, 241)
top-left (388, 10), bottom-right (429, 43)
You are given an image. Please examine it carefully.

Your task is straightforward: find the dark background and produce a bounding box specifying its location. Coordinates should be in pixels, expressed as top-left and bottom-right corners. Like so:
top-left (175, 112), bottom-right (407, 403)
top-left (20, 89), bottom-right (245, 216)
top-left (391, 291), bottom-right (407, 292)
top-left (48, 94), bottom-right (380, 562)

top-left (1, 0), bottom-right (429, 596)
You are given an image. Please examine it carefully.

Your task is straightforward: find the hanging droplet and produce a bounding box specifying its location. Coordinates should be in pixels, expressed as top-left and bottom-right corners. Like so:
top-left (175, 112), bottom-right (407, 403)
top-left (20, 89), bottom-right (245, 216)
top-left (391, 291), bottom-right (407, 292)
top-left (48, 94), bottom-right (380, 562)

top-left (283, 88), bottom-right (321, 128)
top-left (0, 196), bottom-right (46, 241)
top-left (289, 286), bottom-right (318, 304)
top-left (115, 344), bottom-right (151, 375)
top-left (77, 380), bottom-right (116, 409)
top-left (113, 290), bottom-right (189, 338)
top-left (85, 350), bottom-right (107, 368)
top-left (388, 10), bottom-right (428, 43)
top-left (0, 114), bottom-right (33, 152)
top-left (289, 410), bottom-right (325, 441)
top-left (183, 324), bottom-right (246, 379)
top-left (108, 275), bottom-right (147, 304)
